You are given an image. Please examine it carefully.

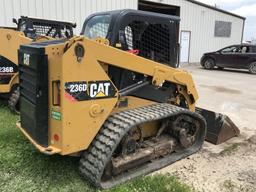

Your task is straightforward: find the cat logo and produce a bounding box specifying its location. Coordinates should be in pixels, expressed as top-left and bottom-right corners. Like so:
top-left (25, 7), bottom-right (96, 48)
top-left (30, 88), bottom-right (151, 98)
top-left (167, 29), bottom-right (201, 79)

top-left (90, 82), bottom-right (111, 98)
top-left (23, 53), bottom-right (30, 66)
top-left (64, 80), bottom-right (116, 101)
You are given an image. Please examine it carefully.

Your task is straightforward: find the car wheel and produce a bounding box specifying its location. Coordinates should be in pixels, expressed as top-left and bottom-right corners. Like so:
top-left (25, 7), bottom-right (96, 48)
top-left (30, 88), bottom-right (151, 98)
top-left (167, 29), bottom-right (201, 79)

top-left (203, 58), bottom-right (215, 70)
top-left (249, 62), bottom-right (256, 74)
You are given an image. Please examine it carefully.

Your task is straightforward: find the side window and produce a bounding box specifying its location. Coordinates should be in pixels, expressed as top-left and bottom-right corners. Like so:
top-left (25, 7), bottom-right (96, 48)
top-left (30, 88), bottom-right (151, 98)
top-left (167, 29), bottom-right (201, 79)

top-left (84, 15), bottom-right (111, 39)
top-left (221, 46), bottom-right (238, 53)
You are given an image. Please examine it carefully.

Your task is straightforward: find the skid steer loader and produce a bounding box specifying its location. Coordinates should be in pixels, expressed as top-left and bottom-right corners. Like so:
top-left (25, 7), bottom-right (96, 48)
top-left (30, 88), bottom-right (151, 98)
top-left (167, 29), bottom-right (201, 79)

top-left (0, 16), bottom-right (75, 113)
top-left (16, 10), bottom-right (239, 188)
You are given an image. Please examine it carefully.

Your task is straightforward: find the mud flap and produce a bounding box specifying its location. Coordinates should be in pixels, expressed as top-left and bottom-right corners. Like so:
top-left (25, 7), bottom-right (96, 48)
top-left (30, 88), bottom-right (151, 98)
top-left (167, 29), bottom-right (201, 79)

top-left (196, 107), bottom-right (240, 145)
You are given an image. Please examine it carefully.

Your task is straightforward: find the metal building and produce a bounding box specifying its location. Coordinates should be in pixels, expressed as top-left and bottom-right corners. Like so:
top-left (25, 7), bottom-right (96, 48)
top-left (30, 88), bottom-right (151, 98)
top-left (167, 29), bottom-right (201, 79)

top-left (0, 0), bottom-right (245, 63)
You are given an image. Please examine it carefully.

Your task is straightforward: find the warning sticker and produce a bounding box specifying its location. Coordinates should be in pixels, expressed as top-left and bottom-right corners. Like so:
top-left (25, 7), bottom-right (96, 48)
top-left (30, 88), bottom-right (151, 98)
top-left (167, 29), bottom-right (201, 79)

top-left (51, 110), bottom-right (61, 121)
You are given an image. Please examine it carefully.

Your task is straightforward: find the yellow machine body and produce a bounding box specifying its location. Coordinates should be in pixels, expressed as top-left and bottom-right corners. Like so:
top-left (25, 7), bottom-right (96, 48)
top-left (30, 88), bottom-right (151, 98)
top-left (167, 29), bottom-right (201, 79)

top-left (17, 37), bottom-right (199, 155)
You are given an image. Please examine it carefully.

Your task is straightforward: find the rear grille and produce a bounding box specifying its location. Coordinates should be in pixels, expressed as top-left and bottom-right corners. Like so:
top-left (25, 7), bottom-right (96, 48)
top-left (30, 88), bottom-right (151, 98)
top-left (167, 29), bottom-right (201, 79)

top-left (19, 67), bottom-right (37, 104)
top-left (19, 46), bottom-right (49, 147)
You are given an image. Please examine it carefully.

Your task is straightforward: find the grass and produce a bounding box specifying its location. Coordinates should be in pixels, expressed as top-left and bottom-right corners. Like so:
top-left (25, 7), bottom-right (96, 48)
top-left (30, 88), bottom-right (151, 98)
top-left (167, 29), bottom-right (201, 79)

top-left (0, 100), bottom-right (194, 192)
top-left (222, 180), bottom-right (236, 192)
top-left (219, 143), bottom-right (241, 156)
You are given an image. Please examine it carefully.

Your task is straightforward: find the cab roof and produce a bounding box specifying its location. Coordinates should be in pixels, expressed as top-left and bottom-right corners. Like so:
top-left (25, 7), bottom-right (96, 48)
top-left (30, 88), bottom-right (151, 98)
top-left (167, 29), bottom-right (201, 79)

top-left (85, 9), bottom-right (180, 22)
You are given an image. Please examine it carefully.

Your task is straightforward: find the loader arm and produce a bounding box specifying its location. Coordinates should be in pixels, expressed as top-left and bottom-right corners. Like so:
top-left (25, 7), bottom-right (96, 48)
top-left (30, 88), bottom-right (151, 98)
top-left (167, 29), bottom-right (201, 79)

top-left (75, 37), bottom-right (198, 111)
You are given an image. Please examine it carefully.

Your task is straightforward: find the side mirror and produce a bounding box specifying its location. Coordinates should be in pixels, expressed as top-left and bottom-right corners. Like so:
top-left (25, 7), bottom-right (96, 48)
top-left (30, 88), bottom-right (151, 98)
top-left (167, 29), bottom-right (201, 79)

top-left (12, 18), bottom-right (18, 25)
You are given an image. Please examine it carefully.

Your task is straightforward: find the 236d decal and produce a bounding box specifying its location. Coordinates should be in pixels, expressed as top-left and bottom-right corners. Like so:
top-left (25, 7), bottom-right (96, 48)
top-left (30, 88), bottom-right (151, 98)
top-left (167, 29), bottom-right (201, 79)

top-left (65, 81), bottom-right (116, 101)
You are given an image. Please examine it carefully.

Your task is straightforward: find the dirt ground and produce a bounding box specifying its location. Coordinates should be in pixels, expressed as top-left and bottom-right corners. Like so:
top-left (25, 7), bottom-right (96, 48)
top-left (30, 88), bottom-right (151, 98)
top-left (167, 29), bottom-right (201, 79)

top-left (159, 64), bottom-right (256, 192)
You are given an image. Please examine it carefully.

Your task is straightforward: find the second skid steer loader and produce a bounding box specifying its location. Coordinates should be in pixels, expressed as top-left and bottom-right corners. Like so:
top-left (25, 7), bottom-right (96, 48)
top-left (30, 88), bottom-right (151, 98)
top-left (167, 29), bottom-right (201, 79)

top-left (0, 16), bottom-right (75, 113)
top-left (16, 10), bottom-right (239, 188)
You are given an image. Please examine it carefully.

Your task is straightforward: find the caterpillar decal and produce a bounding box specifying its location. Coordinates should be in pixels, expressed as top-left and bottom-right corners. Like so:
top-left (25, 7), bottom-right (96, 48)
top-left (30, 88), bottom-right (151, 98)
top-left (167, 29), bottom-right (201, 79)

top-left (64, 81), bottom-right (117, 101)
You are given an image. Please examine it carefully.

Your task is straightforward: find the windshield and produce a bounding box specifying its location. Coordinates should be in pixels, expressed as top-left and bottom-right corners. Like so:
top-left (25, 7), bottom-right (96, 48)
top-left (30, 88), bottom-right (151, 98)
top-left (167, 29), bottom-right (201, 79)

top-left (83, 15), bottom-right (111, 39)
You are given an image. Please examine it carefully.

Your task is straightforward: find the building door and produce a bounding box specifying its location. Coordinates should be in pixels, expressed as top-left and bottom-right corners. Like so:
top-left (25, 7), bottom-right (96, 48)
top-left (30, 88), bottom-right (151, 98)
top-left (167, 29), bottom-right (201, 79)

top-left (180, 31), bottom-right (191, 63)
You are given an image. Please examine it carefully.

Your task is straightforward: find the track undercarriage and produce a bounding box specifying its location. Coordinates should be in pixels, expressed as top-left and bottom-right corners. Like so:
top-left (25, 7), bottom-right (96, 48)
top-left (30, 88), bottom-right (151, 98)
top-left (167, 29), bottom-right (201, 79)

top-left (79, 103), bottom-right (206, 188)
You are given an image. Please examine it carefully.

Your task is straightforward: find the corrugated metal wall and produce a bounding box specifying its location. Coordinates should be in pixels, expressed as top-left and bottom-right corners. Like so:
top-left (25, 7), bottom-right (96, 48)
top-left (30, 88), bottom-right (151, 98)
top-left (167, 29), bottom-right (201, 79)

top-left (145, 0), bottom-right (244, 63)
top-left (0, 0), bottom-right (244, 62)
top-left (0, 0), bottom-right (138, 34)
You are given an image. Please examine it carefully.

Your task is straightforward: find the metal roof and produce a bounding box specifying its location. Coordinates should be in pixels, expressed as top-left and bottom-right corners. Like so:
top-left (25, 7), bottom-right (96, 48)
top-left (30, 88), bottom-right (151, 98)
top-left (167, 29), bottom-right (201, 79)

top-left (186, 0), bottom-right (246, 20)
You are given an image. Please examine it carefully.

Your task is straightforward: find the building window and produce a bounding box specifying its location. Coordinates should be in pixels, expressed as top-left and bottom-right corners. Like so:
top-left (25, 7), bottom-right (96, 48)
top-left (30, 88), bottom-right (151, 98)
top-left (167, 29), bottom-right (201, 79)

top-left (214, 21), bottom-right (232, 37)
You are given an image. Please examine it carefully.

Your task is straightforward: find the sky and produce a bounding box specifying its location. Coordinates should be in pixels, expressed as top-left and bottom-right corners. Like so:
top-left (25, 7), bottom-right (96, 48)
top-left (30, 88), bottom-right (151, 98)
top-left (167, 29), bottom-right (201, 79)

top-left (197, 0), bottom-right (256, 41)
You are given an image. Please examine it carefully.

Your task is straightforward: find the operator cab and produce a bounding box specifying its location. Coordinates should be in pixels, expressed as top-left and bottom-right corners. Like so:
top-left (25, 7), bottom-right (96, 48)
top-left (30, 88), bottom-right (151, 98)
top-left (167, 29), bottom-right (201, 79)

top-left (81, 9), bottom-right (180, 68)
top-left (81, 10), bottom-right (180, 98)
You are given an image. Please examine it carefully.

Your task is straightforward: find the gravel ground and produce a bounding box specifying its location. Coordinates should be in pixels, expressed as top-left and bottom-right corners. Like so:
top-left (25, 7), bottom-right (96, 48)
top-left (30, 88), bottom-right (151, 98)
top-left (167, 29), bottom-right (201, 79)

top-left (159, 64), bottom-right (256, 192)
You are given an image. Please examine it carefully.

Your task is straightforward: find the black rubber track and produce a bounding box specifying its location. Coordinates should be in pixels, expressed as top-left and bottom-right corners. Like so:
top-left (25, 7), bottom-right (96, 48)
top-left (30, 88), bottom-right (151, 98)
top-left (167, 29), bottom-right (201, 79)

top-left (8, 86), bottom-right (20, 114)
top-left (79, 103), bottom-right (206, 189)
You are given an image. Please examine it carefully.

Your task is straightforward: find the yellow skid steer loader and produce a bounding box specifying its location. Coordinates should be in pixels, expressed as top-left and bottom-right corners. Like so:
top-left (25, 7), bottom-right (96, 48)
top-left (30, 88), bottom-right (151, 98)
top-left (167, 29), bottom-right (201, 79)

top-left (17, 10), bottom-right (239, 188)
